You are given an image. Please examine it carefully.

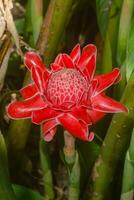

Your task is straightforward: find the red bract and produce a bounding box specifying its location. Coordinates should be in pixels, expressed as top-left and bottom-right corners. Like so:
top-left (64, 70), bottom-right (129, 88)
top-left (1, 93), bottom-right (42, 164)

top-left (7, 44), bottom-right (128, 142)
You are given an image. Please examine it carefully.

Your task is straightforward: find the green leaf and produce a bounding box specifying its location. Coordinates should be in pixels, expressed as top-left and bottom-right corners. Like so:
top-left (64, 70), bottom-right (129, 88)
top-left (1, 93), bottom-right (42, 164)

top-left (117, 0), bottom-right (134, 65)
top-left (96, 0), bottom-right (111, 36)
top-left (15, 19), bottom-right (25, 34)
top-left (120, 129), bottom-right (134, 200)
top-left (126, 17), bottom-right (134, 81)
top-left (0, 132), bottom-right (17, 200)
top-left (13, 185), bottom-right (43, 200)
top-left (30, 0), bottom-right (43, 44)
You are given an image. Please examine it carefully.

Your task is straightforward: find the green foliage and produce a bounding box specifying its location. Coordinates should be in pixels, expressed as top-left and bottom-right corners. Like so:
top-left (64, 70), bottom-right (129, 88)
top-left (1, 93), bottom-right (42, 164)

top-left (126, 17), bottom-right (134, 81)
top-left (117, 0), bottom-right (134, 65)
top-left (120, 129), bottom-right (134, 200)
top-left (13, 185), bottom-right (43, 200)
top-left (0, 132), bottom-right (16, 200)
top-left (68, 152), bottom-right (80, 200)
top-left (40, 138), bottom-right (55, 199)
top-left (96, 0), bottom-right (111, 36)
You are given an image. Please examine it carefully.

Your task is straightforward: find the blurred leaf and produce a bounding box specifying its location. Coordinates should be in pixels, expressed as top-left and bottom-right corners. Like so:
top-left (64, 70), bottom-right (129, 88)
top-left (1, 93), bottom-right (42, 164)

top-left (117, 0), bottom-right (134, 65)
top-left (96, 0), bottom-right (111, 36)
top-left (15, 19), bottom-right (25, 34)
top-left (76, 140), bottom-right (100, 191)
top-left (30, 0), bottom-right (43, 44)
top-left (13, 184), bottom-right (43, 200)
top-left (120, 129), bottom-right (134, 200)
top-left (126, 17), bottom-right (134, 81)
top-left (0, 132), bottom-right (16, 200)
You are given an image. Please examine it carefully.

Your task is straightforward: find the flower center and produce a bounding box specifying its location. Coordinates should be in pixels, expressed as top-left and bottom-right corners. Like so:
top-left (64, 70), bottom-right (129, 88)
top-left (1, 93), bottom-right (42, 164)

top-left (47, 69), bottom-right (88, 108)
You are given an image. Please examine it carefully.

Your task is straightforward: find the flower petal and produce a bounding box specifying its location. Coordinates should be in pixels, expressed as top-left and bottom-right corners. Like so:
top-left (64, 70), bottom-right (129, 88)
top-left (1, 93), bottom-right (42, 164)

top-left (20, 83), bottom-right (38, 99)
top-left (24, 51), bottom-right (46, 71)
top-left (91, 93), bottom-right (128, 113)
top-left (7, 101), bottom-right (32, 119)
top-left (87, 109), bottom-right (106, 124)
top-left (71, 107), bottom-right (92, 125)
top-left (42, 119), bottom-right (58, 142)
top-left (62, 54), bottom-right (75, 68)
top-left (70, 44), bottom-right (81, 64)
top-left (54, 53), bottom-right (63, 66)
top-left (32, 107), bottom-right (59, 124)
top-left (58, 113), bottom-right (93, 141)
top-left (7, 94), bottom-right (47, 119)
top-left (51, 63), bottom-right (63, 72)
top-left (93, 68), bottom-right (121, 96)
top-left (78, 44), bottom-right (97, 80)
top-left (31, 66), bottom-right (46, 94)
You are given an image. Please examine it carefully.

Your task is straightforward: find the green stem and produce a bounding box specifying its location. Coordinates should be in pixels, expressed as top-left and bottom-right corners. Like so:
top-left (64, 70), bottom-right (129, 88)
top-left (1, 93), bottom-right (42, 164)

top-left (39, 138), bottom-right (55, 200)
top-left (120, 128), bottom-right (134, 200)
top-left (64, 130), bottom-right (76, 165)
top-left (63, 131), bottom-right (80, 200)
top-left (68, 152), bottom-right (80, 200)
top-left (88, 71), bottom-right (134, 200)
top-left (0, 132), bottom-right (17, 200)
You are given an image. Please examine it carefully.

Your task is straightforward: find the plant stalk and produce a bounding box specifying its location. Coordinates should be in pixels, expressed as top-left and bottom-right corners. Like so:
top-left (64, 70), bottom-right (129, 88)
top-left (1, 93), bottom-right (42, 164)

top-left (120, 128), bottom-right (134, 200)
top-left (88, 71), bottom-right (134, 200)
top-left (40, 138), bottom-right (55, 200)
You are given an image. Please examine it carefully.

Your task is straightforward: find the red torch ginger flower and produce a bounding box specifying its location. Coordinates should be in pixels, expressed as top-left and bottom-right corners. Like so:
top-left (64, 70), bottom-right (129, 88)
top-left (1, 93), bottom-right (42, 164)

top-left (7, 44), bottom-right (128, 142)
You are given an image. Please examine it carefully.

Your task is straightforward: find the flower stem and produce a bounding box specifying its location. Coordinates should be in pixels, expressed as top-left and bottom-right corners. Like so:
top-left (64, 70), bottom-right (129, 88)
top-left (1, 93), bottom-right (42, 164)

top-left (40, 138), bottom-right (55, 200)
top-left (87, 71), bottom-right (134, 200)
top-left (64, 130), bottom-right (76, 165)
top-left (63, 131), bottom-right (80, 200)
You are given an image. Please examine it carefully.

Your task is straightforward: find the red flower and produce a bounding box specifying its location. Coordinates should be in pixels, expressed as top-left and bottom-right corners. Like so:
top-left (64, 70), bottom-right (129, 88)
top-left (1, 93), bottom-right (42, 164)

top-left (7, 44), bottom-right (128, 142)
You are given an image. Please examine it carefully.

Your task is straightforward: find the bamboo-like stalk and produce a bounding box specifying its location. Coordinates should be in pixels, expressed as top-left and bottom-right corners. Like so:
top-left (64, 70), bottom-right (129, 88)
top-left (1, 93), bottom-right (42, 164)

top-left (120, 128), bottom-right (134, 200)
top-left (36, 0), bottom-right (74, 65)
top-left (87, 71), bottom-right (134, 200)
top-left (0, 132), bottom-right (17, 200)
top-left (117, 0), bottom-right (134, 65)
top-left (31, 0), bottom-right (43, 45)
